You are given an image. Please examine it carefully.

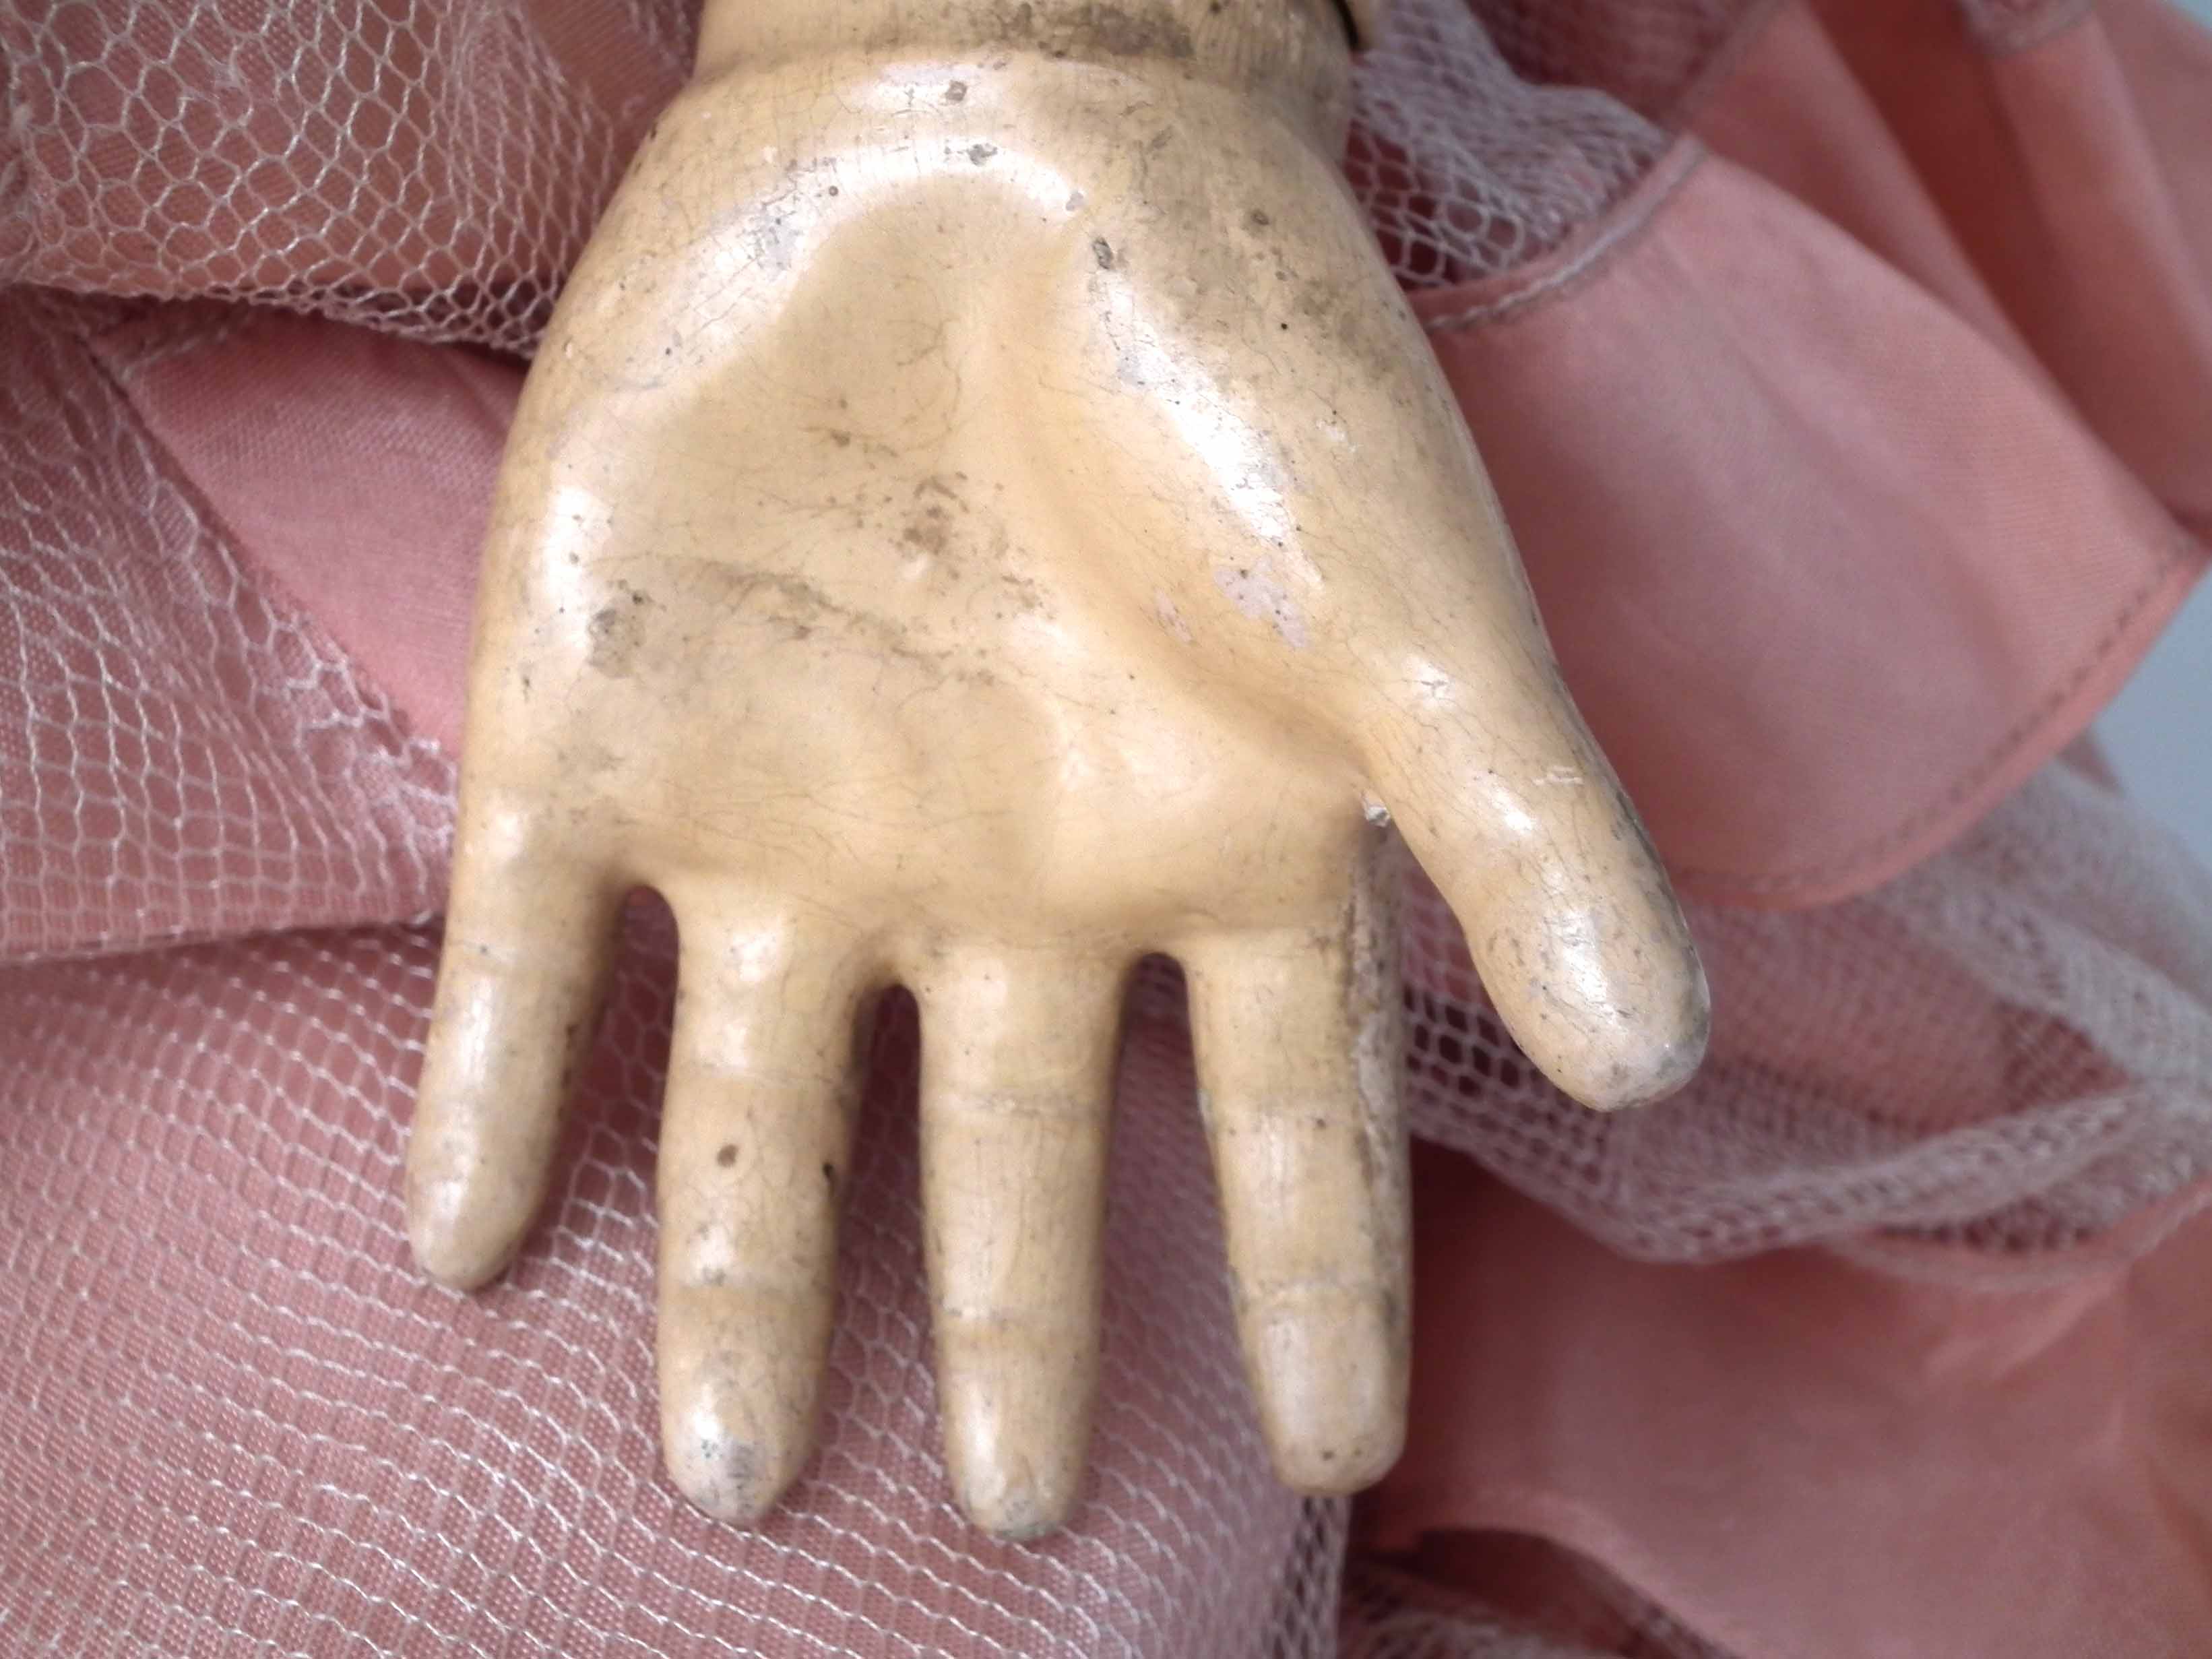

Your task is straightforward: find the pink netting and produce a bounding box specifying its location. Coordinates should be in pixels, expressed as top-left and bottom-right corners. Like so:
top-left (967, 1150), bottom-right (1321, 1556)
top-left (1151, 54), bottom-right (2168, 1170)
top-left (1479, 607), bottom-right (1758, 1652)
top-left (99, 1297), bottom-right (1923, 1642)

top-left (0, 0), bottom-right (693, 351)
top-left (0, 295), bottom-right (453, 961)
top-left (0, 0), bottom-right (2120, 318)
top-left (1466, 0), bottom-right (1756, 119)
top-left (0, 922), bottom-right (1348, 1655)
top-left (1393, 761), bottom-right (2212, 1267)
top-left (0, 294), bottom-right (1349, 1656)
top-left (0, 0), bottom-right (1702, 331)
top-left (1, 1), bottom-right (2209, 1653)
top-left (1348, 2), bottom-right (1672, 287)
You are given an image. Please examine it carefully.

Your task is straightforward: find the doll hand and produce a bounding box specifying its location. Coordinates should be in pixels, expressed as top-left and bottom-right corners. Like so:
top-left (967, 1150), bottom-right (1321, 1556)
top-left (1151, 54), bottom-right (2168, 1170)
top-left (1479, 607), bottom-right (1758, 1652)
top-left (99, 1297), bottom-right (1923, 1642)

top-left (404, 28), bottom-right (1707, 1538)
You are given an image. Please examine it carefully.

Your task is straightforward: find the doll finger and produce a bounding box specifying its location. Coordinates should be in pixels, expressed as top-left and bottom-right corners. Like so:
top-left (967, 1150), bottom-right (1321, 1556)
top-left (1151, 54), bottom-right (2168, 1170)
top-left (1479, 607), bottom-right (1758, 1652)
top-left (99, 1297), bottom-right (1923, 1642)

top-left (406, 806), bottom-right (619, 1289)
top-left (654, 904), bottom-right (874, 1525)
top-left (1179, 893), bottom-right (1409, 1495)
top-left (914, 949), bottom-right (1124, 1539)
top-left (1360, 645), bottom-right (1709, 1113)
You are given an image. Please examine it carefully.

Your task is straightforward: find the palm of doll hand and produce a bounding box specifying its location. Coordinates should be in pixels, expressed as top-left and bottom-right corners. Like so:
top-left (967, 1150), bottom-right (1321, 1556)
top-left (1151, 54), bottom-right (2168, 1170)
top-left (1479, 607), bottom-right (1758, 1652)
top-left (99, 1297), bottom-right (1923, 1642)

top-left (405, 55), bottom-right (1708, 1538)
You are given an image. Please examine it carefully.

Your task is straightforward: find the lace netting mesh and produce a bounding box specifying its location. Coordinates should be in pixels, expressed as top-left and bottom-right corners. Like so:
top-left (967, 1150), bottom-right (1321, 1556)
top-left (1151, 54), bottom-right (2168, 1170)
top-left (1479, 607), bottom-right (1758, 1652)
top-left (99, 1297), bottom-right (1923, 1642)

top-left (0, 294), bottom-right (455, 961)
top-left (0, 906), bottom-right (1350, 1655)
top-left (2, 0), bottom-right (2209, 1654)
top-left (1348, 3), bottom-right (1672, 288)
top-left (0, 0), bottom-right (2090, 323)
top-left (0, 0), bottom-right (694, 350)
top-left (1394, 765), bottom-right (2212, 1268)
top-left (0, 0), bottom-right (1694, 332)
top-left (1466, 0), bottom-right (1757, 120)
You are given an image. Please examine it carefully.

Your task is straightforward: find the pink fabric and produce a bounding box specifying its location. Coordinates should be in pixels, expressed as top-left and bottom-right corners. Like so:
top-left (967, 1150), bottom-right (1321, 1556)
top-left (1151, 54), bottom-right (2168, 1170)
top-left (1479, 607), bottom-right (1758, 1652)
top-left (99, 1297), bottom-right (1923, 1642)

top-left (1419, 0), bottom-right (2212, 906)
top-left (1366, 7), bottom-right (2212, 1637)
top-left (108, 310), bottom-right (513, 753)
top-left (1377, 1146), bottom-right (2212, 1656)
top-left (1810, 0), bottom-right (2212, 528)
top-left (1422, 158), bottom-right (2199, 905)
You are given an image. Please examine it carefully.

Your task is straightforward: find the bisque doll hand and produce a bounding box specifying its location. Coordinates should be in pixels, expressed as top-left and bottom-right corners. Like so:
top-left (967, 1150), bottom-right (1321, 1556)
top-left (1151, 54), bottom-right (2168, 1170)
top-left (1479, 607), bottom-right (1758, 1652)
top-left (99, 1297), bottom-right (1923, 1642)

top-left (405, 0), bottom-right (1707, 1538)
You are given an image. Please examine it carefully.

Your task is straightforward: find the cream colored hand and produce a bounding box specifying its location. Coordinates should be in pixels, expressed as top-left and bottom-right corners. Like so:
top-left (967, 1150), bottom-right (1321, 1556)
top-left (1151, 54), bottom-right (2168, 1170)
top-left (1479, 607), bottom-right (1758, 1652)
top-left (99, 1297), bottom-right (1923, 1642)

top-left (405, 22), bottom-right (1707, 1540)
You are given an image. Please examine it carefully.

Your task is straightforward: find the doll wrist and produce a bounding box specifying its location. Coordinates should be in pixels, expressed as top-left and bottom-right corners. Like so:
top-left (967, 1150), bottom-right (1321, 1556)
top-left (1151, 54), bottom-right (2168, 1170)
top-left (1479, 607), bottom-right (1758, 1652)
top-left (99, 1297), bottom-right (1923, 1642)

top-left (693, 0), bottom-right (1364, 131)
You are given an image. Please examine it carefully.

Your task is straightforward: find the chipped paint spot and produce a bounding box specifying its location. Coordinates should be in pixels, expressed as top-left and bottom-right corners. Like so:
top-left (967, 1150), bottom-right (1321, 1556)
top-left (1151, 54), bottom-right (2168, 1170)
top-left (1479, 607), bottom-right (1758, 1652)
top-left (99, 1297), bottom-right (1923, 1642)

top-left (1214, 555), bottom-right (1309, 649)
top-left (1403, 654), bottom-right (1459, 707)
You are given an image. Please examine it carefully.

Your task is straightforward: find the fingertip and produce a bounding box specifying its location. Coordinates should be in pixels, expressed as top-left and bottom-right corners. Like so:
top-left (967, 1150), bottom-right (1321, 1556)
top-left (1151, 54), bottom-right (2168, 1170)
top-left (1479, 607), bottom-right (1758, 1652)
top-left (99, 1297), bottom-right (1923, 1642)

top-left (658, 1284), bottom-right (825, 1528)
top-left (1577, 949), bottom-right (1711, 1112)
top-left (1366, 648), bottom-right (1714, 1112)
top-left (963, 1491), bottom-right (1075, 1545)
top-left (660, 1409), bottom-right (811, 1530)
top-left (662, 1418), bottom-right (800, 1527)
top-left (937, 1319), bottom-right (1094, 1540)
top-left (1248, 1284), bottom-right (1406, 1496)
top-left (404, 1181), bottom-right (522, 1291)
top-left (950, 1449), bottom-right (1082, 1542)
top-left (1417, 769), bottom-right (1710, 1113)
top-left (1488, 914), bottom-right (1710, 1113)
top-left (403, 1121), bottom-right (543, 1288)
